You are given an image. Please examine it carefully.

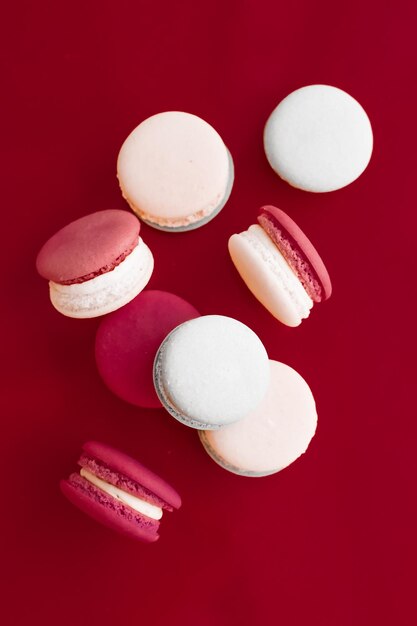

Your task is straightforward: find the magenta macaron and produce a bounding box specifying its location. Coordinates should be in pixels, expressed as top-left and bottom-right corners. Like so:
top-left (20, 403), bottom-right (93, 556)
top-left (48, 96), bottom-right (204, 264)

top-left (60, 441), bottom-right (181, 542)
top-left (36, 210), bottom-right (154, 318)
top-left (228, 205), bottom-right (332, 326)
top-left (95, 290), bottom-right (200, 409)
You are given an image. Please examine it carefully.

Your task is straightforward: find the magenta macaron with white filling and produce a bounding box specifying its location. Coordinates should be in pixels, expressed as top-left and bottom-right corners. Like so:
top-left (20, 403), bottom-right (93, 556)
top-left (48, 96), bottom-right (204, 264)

top-left (228, 205), bottom-right (332, 327)
top-left (60, 441), bottom-right (181, 543)
top-left (36, 210), bottom-right (154, 318)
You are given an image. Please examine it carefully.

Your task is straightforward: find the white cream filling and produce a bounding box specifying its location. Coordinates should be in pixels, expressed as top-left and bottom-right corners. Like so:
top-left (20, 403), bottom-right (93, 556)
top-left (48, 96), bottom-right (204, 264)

top-left (80, 468), bottom-right (163, 521)
top-left (242, 225), bottom-right (313, 319)
top-left (49, 238), bottom-right (154, 318)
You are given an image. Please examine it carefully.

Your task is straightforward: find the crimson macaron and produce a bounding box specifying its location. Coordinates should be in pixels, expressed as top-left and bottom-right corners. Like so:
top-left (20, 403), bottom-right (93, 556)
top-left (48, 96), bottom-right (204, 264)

top-left (95, 290), bottom-right (200, 408)
top-left (60, 441), bottom-right (181, 542)
top-left (36, 210), bottom-right (154, 318)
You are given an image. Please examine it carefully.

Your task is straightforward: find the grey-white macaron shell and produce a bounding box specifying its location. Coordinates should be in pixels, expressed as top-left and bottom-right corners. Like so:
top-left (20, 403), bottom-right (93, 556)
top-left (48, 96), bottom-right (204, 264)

top-left (153, 315), bottom-right (270, 429)
top-left (264, 84), bottom-right (373, 192)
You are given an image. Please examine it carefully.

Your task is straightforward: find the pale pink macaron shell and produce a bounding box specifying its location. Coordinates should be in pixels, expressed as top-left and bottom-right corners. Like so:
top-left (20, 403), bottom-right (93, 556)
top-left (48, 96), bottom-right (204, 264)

top-left (200, 360), bottom-right (317, 476)
top-left (36, 210), bottom-right (140, 284)
top-left (117, 111), bottom-right (233, 231)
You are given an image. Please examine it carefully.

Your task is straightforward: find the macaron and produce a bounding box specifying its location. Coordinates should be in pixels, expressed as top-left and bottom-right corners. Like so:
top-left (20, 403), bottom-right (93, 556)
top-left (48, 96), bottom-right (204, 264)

top-left (60, 441), bottom-right (181, 542)
top-left (228, 205), bottom-right (332, 327)
top-left (95, 290), bottom-right (200, 409)
top-left (117, 111), bottom-right (234, 232)
top-left (36, 210), bottom-right (154, 318)
top-left (199, 360), bottom-right (317, 476)
top-left (153, 315), bottom-right (270, 430)
top-left (264, 84), bottom-right (373, 192)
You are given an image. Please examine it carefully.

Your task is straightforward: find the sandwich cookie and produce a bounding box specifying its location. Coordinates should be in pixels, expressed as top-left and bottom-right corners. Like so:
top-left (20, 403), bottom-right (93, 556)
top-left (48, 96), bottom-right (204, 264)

top-left (117, 111), bottom-right (234, 231)
top-left (228, 205), bottom-right (332, 326)
top-left (153, 315), bottom-right (270, 429)
top-left (264, 84), bottom-right (373, 192)
top-left (95, 290), bottom-right (200, 409)
top-left (60, 441), bottom-right (181, 542)
top-left (36, 210), bottom-right (153, 318)
top-left (200, 360), bottom-right (317, 476)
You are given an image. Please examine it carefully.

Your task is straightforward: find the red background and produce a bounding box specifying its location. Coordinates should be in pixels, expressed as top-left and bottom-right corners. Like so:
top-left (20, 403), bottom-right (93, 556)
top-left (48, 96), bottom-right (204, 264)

top-left (2, 1), bottom-right (416, 624)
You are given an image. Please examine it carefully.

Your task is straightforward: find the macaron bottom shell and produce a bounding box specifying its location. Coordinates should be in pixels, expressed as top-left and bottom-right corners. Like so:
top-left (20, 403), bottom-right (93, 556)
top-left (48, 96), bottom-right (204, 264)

top-left (228, 226), bottom-right (313, 327)
top-left (126, 151), bottom-right (235, 233)
top-left (60, 474), bottom-right (160, 543)
top-left (199, 430), bottom-right (277, 477)
top-left (49, 238), bottom-right (154, 318)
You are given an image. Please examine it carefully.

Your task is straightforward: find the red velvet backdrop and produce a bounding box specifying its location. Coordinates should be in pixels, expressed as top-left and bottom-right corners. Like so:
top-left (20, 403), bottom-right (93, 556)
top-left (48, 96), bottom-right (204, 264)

top-left (2, 1), bottom-right (416, 624)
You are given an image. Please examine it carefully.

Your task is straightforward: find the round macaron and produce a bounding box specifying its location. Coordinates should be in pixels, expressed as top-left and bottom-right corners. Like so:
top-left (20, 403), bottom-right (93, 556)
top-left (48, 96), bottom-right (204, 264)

top-left (153, 315), bottom-right (270, 430)
top-left (60, 441), bottom-right (181, 542)
top-left (264, 84), bottom-right (373, 192)
top-left (199, 360), bottom-right (317, 476)
top-left (117, 111), bottom-right (234, 232)
top-left (228, 205), bottom-right (332, 327)
top-left (36, 210), bottom-right (154, 318)
top-left (95, 290), bottom-right (200, 409)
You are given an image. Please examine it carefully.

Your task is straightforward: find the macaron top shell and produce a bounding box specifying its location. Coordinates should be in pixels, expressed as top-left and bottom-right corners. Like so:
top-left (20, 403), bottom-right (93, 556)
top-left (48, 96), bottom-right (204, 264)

top-left (82, 441), bottom-right (181, 510)
top-left (95, 290), bottom-right (200, 408)
top-left (258, 205), bottom-right (332, 301)
top-left (264, 84), bottom-right (373, 192)
top-left (155, 315), bottom-right (270, 428)
top-left (117, 111), bottom-right (230, 222)
top-left (36, 210), bottom-right (140, 284)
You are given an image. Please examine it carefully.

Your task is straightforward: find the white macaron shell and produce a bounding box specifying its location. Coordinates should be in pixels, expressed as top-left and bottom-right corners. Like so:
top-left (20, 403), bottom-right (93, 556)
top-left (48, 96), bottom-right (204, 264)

top-left (200, 360), bottom-right (317, 476)
top-left (228, 225), bottom-right (313, 327)
top-left (49, 238), bottom-right (154, 318)
top-left (264, 84), bottom-right (373, 192)
top-left (117, 111), bottom-right (231, 224)
top-left (155, 315), bottom-right (270, 428)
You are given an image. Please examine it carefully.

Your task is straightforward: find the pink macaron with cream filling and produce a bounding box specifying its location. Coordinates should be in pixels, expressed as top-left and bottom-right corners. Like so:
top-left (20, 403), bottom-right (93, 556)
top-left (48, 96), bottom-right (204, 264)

top-left (228, 206), bottom-right (331, 326)
top-left (36, 210), bottom-right (154, 318)
top-left (60, 441), bottom-right (181, 542)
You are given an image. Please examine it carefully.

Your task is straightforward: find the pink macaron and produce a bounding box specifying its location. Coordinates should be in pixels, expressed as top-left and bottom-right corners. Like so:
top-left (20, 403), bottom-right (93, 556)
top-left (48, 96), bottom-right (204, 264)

top-left (36, 210), bottom-right (154, 318)
top-left (228, 205), bottom-right (332, 326)
top-left (199, 360), bottom-right (317, 476)
top-left (95, 290), bottom-right (200, 408)
top-left (60, 441), bottom-right (181, 542)
top-left (117, 111), bottom-right (234, 232)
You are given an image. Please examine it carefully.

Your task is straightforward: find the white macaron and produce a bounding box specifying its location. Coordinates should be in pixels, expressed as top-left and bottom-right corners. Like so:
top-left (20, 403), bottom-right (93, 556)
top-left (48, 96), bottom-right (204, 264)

top-left (264, 84), bottom-right (373, 192)
top-left (153, 315), bottom-right (270, 429)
